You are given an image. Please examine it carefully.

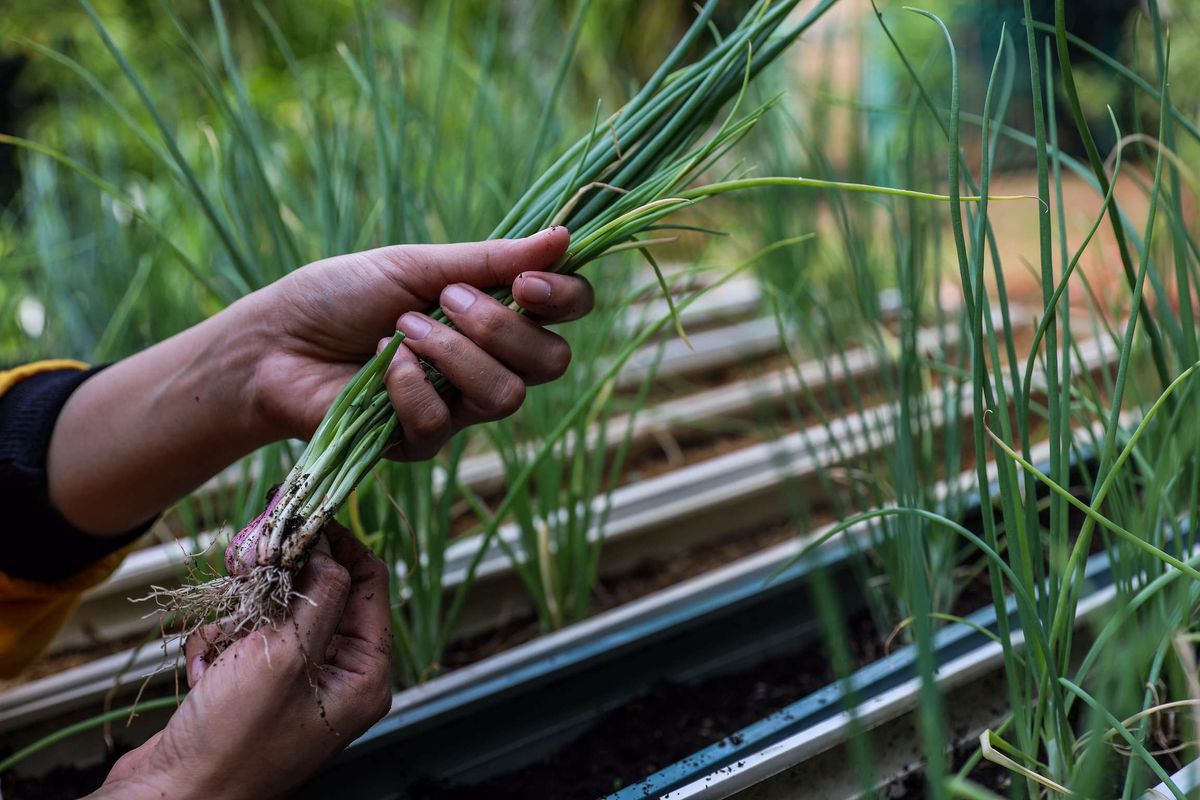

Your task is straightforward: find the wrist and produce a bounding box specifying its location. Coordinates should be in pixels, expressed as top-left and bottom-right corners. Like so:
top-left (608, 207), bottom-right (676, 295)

top-left (229, 293), bottom-right (295, 444)
top-left (176, 296), bottom-right (277, 447)
top-left (89, 771), bottom-right (201, 800)
top-left (47, 297), bottom-right (277, 534)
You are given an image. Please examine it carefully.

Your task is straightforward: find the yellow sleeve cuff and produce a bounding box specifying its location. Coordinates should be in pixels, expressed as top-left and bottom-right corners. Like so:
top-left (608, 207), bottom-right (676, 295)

top-left (0, 359), bottom-right (90, 395)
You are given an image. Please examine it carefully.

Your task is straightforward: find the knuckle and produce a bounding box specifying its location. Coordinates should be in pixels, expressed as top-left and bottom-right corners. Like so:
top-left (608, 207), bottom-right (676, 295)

top-left (311, 554), bottom-right (352, 598)
top-left (490, 376), bottom-right (526, 416)
top-left (376, 247), bottom-right (423, 294)
top-left (385, 359), bottom-right (423, 398)
top-left (371, 676), bottom-right (393, 720)
top-left (541, 337), bottom-right (572, 380)
top-left (480, 243), bottom-right (498, 283)
top-left (347, 551), bottom-right (391, 588)
top-left (390, 352), bottom-right (423, 379)
top-left (406, 400), bottom-right (450, 441)
top-left (470, 302), bottom-right (507, 339)
top-left (423, 325), bottom-right (457, 357)
top-left (347, 666), bottom-right (392, 719)
top-left (380, 246), bottom-right (419, 277)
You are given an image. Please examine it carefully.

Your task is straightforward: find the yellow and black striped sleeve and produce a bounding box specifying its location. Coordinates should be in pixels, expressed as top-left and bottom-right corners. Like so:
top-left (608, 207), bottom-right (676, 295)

top-left (0, 361), bottom-right (147, 677)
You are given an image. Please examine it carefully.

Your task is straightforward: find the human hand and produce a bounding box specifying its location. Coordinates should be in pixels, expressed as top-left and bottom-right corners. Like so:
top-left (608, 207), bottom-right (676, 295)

top-left (240, 226), bottom-right (592, 459)
top-left (48, 230), bottom-right (588, 535)
top-left (92, 523), bottom-right (392, 800)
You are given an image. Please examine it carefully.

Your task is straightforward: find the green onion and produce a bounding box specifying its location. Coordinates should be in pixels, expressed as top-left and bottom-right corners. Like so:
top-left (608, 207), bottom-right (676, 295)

top-left (193, 0), bottom-right (843, 629)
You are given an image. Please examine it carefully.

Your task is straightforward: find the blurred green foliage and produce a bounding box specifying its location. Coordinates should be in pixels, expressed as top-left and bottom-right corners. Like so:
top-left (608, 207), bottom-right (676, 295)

top-left (0, 0), bottom-right (706, 363)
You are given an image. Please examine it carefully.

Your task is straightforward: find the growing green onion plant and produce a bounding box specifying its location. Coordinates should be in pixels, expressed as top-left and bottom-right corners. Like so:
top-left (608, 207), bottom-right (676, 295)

top-left (213, 0), bottom-right (1030, 646)
top-left (487, 261), bottom-right (662, 633)
top-left (781, 2), bottom-right (1200, 796)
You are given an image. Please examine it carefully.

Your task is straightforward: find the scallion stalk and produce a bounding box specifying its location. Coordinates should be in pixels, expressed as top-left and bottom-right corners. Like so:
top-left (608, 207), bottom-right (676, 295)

top-left (207, 1), bottom-right (836, 604)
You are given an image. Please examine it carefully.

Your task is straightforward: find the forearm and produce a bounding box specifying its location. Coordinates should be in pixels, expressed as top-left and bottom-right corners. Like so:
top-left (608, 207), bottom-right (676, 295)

top-left (48, 297), bottom-right (275, 535)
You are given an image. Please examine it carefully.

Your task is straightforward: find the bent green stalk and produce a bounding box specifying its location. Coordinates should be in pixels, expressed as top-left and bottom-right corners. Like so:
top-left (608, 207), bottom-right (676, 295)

top-left (209, 0), bottom-right (843, 609)
top-left (0, 696), bottom-right (181, 774)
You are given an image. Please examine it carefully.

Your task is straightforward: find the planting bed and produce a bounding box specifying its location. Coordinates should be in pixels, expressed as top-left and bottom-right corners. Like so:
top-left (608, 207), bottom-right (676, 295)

top-left (429, 608), bottom-right (885, 800)
top-left (410, 450), bottom-right (1106, 800)
top-left (0, 413), bottom-right (1022, 797)
top-left (0, 308), bottom-right (1122, 800)
top-left (656, 547), bottom-right (1134, 800)
top-left (0, 326), bottom-right (1115, 751)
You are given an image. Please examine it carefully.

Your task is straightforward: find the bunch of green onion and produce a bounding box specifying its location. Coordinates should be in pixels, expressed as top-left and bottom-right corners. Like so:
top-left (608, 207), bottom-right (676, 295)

top-left (180, 0), bottom-right (840, 634)
top-left (222, 0), bottom-right (833, 574)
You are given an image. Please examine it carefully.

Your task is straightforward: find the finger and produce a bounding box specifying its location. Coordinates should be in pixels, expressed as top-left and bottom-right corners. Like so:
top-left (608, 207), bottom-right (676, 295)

top-left (183, 632), bottom-right (209, 688)
top-left (377, 338), bottom-right (452, 460)
top-left (323, 523), bottom-right (392, 655)
top-left (289, 547), bottom-right (352, 655)
top-left (315, 523), bottom-right (394, 728)
top-left (396, 313), bottom-right (526, 425)
top-left (512, 271), bottom-right (594, 324)
top-left (183, 619), bottom-right (236, 687)
top-left (373, 226), bottom-right (569, 301)
top-left (438, 285), bottom-right (572, 385)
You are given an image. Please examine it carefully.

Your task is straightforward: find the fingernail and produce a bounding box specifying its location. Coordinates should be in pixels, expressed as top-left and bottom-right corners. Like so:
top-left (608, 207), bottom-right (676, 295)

top-left (398, 313), bottom-right (432, 340)
top-left (442, 284), bottom-right (476, 313)
top-left (189, 654), bottom-right (207, 684)
top-left (521, 274), bottom-right (552, 303)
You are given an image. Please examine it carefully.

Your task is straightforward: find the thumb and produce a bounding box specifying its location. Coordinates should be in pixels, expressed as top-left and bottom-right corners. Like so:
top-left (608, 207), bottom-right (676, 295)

top-left (374, 226), bottom-right (570, 299)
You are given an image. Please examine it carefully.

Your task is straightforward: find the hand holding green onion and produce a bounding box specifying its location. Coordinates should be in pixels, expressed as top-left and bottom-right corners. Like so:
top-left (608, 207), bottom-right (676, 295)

top-left (239, 226), bottom-right (585, 457)
top-left (132, 0), bottom-right (859, 646)
top-left (47, 227), bottom-right (589, 543)
top-left (226, 226), bottom-right (591, 572)
top-left (90, 525), bottom-right (393, 800)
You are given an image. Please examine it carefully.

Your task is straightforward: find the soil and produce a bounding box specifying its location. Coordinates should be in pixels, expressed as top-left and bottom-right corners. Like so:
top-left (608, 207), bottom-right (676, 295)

top-left (887, 736), bottom-right (1015, 797)
top-left (0, 746), bottom-right (132, 800)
